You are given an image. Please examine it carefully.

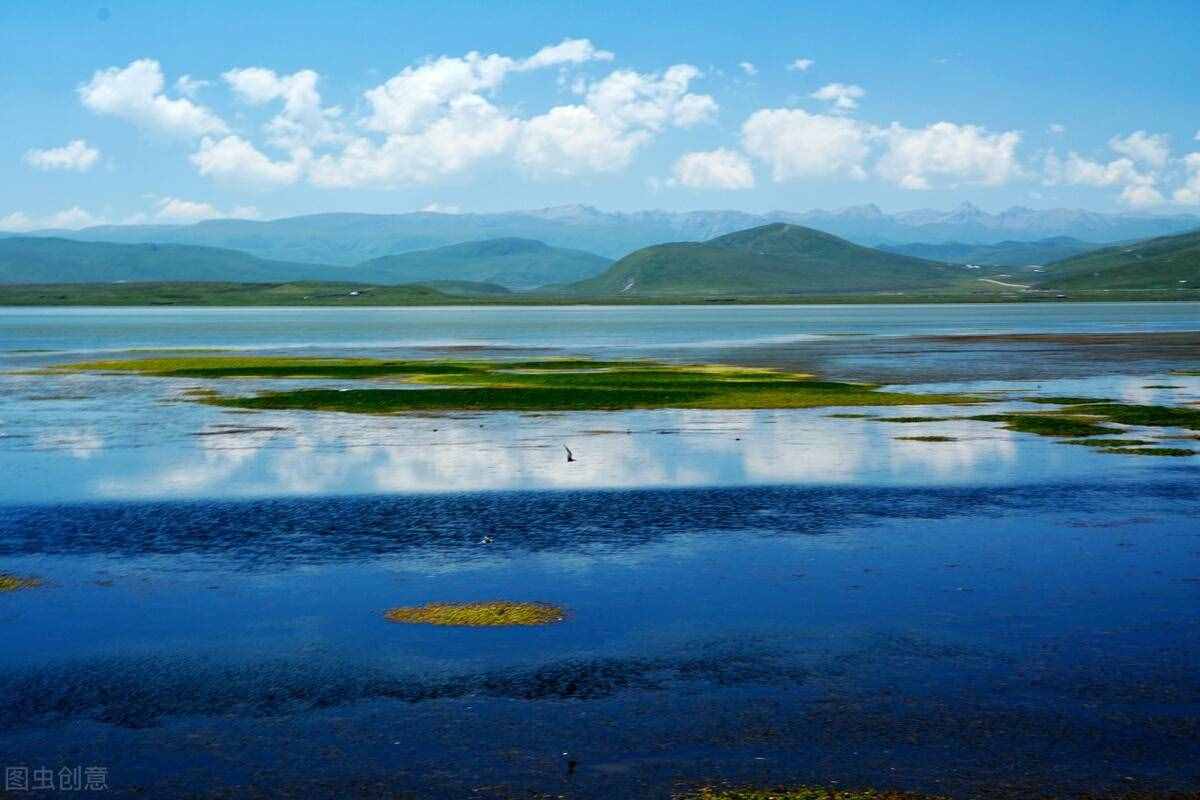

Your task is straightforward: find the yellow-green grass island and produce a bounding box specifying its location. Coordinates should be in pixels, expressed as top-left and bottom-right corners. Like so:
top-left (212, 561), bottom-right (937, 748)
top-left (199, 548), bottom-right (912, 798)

top-left (384, 601), bottom-right (566, 627)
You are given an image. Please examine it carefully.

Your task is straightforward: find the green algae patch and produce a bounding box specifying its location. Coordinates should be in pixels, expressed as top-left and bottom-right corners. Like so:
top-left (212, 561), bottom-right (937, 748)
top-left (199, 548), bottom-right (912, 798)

top-left (1060, 438), bottom-right (1158, 448)
top-left (384, 601), bottom-right (565, 627)
top-left (0, 574), bottom-right (43, 593)
top-left (69, 356), bottom-right (978, 414)
top-left (895, 435), bottom-right (957, 442)
top-left (1098, 447), bottom-right (1196, 457)
top-left (1024, 396), bottom-right (1115, 405)
top-left (1065, 402), bottom-right (1200, 431)
top-left (970, 413), bottom-right (1117, 437)
top-left (680, 787), bottom-right (945, 800)
top-left (57, 356), bottom-right (491, 380)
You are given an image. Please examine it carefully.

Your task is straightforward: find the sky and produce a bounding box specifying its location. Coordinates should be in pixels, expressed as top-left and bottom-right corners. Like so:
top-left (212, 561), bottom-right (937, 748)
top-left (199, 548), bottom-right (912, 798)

top-left (2, 0), bottom-right (1199, 229)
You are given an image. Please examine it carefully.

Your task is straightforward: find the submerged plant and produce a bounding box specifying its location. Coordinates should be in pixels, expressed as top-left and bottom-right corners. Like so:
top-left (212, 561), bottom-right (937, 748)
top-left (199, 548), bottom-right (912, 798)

top-left (0, 573), bottom-right (42, 592)
top-left (384, 601), bottom-right (566, 627)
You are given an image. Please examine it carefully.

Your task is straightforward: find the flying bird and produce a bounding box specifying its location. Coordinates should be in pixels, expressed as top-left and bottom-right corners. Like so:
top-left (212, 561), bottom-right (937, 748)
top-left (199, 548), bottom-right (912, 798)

top-left (564, 445), bottom-right (576, 463)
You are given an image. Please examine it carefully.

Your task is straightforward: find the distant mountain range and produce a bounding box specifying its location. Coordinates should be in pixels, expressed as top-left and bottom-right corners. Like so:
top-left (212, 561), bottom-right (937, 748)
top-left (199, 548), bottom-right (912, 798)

top-left (0, 236), bottom-right (609, 289)
top-left (879, 237), bottom-right (1097, 267)
top-left (566, 223), bottom-right (972, 295)
top-left (14, 204), bottom-right (1200, 264)
top-left (354, 238), bottom-right (610, 289)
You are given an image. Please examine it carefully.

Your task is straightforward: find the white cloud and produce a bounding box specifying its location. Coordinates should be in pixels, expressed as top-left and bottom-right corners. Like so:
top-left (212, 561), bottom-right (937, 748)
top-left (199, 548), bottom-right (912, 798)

top-left (670, 148), bottom-right (755, 189)
top-left (517, 105), bottom-right (645, 177)
top-left (1048, 123), bottom-right (1066, 135)
top-left (876, 122), bottom-right (1023, 189)
top-left (141, 197), bottom-right (261, 224)
top-left (1119, 184), bottom-right (1165, 208)
top-left (1043, 132), bottom-right (1169, 207)
top-left (0, 206), bottom-right (106, 231)
top-left (191, 135), bottom-right (304, 186)
top-left (518, 38), bottom-right (614, 71)
top-left (810, 82), bottom-right (864, 112)
top-left (79, 58), bottom-right (228, 138)
top-left (223, 66), bottom-right (344, 150)
top-left (738, 62), bottom-right (757, 76)
top-left (788, 58), bottom-right (814, 72)
top-left (420, 202), bottom-right (462, 214)
top-left (1108, 130), bottom-right (1170, 168)
top-left (741, 108), bottom-right (870, 181)
top-left (23, 139), bottom-right (101, 172)
top-left (174, 74), bottom-right (211, 98)
top-left (1172, 153), bottom-right (1200, 205)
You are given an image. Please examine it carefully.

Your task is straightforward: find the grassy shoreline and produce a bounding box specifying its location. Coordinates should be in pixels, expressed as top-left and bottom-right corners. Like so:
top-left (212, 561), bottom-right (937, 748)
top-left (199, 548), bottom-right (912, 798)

top-left (4, 281), bottom-right (1200, 306)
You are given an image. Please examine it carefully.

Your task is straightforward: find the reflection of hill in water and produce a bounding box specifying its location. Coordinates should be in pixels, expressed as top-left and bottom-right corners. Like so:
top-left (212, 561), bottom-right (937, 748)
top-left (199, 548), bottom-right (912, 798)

top-left (3, 479), bottom-right (1197, 566)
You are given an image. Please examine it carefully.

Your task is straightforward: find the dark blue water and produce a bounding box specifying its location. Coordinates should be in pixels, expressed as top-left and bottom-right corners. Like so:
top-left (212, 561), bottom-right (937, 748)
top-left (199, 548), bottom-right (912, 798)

top-left (2, 481), bottom-right (1198, 798)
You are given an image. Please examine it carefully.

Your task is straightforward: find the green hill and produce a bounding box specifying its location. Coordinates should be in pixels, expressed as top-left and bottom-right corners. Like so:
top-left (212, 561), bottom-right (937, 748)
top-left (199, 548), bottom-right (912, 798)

top-left (353, 238), bottom-right (611, 289)
top-left (880, 237), bottom-right (1096, 267)
top-left (566, 223), bottom-right (965, 295)
top-left (0, 237), bottom-right (336, 284)
top-left (1036, 229), bottom-right (1200, 290)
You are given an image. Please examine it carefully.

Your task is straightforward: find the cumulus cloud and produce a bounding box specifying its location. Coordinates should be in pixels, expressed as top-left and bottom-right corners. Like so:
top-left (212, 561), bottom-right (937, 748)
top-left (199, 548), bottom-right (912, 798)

top-left (191, 135), bottom-right (304, 186)
top-left (787, 58), bottom-right (814, 72)
top-left (1108, 130), bottom-right (1170, 168)
top-left (23, 139), bottom-right (101, 172)
top-left (741, 108), bottom-right (870, 181)
top-left (223, 66), bottom-right (344, 150)
top-left (876, 122), bottom-right (1023, 189)
top-left (1043, 132), bottom-right (1172, 207)
top-left (739, 62), bottom-right (757, 76)
top-left (174, 74), bottom-right (210, 98)
top-left (518, 38), bottom-right (614, 71)
top-left (136, 197), bottom-right (261, 224)
top-left (670, 148), bottom-right (755, 189)
top-left (1173, 153), bottom-right (1200, 205)
top-left (1048, 123), bottom-right (1066, 135)
top-left (810, 82), bottom-right (864, 112)
top-left (0, 206), bottom-right (106, 231)
top-left (79, 58), bottom-right (228, 138)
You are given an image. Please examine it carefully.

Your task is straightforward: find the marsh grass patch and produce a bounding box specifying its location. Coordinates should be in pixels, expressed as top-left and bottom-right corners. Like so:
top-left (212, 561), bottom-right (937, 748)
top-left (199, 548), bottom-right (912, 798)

top-left (384, 601), bottom-right (565, 627)
top-left (66, 356), bottom-right (978, 414)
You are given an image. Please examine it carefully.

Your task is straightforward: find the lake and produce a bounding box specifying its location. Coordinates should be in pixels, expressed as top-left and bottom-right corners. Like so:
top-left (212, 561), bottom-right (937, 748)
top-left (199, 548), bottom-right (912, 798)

top-left (1, 304), bottom-right (1198, 798)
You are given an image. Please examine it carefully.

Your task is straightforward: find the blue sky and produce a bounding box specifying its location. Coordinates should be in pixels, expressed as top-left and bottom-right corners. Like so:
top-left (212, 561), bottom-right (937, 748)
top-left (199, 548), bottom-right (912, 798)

top-left (3, 0), bottom-right (1199, 228)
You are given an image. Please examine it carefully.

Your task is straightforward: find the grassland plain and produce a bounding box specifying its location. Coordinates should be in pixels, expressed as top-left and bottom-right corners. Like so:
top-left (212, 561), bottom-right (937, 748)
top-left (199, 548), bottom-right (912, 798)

top-left (59, 356), bottom-right (977, 412)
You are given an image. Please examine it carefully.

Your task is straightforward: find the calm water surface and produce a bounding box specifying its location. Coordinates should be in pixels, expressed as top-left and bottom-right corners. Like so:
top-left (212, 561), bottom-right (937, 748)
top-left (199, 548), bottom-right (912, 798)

top-left (1, 304), bottom-right (1198, 798)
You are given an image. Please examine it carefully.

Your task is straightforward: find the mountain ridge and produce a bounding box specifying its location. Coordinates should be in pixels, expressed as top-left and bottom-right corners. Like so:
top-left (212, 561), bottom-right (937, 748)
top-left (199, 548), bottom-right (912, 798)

top-left (11, 205), bottom-right (1198, 265)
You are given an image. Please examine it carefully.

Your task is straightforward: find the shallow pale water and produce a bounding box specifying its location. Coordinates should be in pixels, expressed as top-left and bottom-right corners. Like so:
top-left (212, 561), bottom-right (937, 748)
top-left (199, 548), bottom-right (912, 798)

top-left (1, 304), bottom-right (1198, 798)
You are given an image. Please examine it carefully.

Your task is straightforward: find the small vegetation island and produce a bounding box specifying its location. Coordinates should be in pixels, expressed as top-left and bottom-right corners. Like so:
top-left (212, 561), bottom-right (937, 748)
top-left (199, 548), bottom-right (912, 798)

top-left (58, 356), bottom-right (1200, 456)
top-left (384, 602), bottom-right (566, 627)
top-left (58, 355), bottom-right (979, 411)
top-left (0, 573), bottom-right (43, 592)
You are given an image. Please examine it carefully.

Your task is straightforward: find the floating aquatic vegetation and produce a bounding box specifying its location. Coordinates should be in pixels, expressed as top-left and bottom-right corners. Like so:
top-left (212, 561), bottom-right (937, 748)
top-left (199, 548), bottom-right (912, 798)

top-left (1097, 447), bottom-right (1196, 457)
top-left (1024, 396), bottom-right (1115, 405)
top-left (0, 574), bottom-right (42, 593)
top-left (895, 435), bottom-right (957, 442)
top-left (969, 413), bottom-right (1117, 437)
top-left (679, 786), bottom-right (945, 800)
top-left (873, 416), bottom-right (953, 423)
top-left (65, 356), bottom-right (977, 413)
top-left (384, 601), bottom-right (566, 627)
top-left (1060, 438), bottom-right (1157, 448)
